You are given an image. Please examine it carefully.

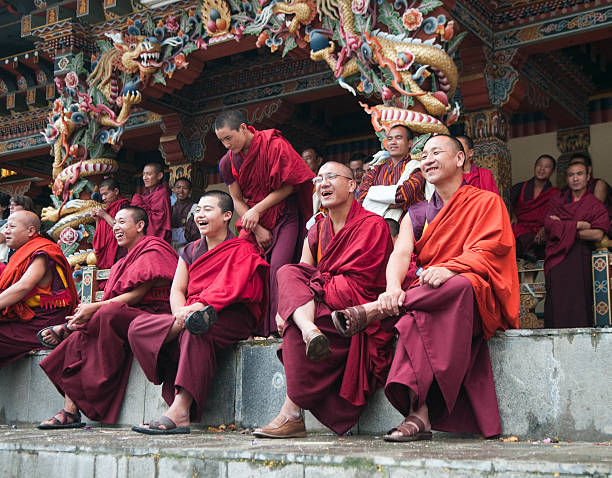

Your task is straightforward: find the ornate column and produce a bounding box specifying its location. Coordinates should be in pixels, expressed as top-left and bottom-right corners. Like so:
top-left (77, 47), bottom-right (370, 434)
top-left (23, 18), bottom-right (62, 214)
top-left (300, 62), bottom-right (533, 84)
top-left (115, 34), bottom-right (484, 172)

top-left (464, 108), bottom-right (512, 203)
top-left (556, 126), bottom-right (590, 189)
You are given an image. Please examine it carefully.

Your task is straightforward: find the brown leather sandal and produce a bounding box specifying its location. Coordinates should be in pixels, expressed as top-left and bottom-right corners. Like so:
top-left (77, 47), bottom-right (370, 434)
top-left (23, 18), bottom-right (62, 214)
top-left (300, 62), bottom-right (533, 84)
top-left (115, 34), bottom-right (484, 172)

top-left (383, 415), bottom-right (433, 442)
top-left (305, 328), bottom-right (331, 361)
top-left (331, 305), bottom-right (367, 338)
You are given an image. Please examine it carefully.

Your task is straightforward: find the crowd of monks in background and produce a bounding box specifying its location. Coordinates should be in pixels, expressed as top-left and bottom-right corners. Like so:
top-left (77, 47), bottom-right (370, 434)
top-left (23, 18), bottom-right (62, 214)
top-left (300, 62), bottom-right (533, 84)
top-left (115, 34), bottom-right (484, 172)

top-left (0, 108), bottom-right (608, 441)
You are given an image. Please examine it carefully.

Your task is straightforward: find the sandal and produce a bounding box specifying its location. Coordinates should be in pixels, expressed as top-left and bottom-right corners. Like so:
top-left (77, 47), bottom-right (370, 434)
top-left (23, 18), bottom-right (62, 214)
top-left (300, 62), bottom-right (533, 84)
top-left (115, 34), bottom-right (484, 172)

top-left (185, 306), bottom-right (217, 335)
top-left (37, 409), bottom-right (85, 429)
top-left (331, 305), bottom-right (367, 338)
top-left (305, 328), bottom-right (330, 361)
top-left (383, 415), bottom-right (432, 442)
top-left (37, 323), bottom-right (72, 349)
top-left (132, 415), bottom-right (190, 435)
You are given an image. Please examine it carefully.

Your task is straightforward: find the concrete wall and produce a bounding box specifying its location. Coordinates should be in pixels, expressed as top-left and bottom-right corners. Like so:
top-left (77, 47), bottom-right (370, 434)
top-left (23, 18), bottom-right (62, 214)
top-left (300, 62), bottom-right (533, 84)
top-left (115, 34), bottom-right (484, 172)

top-left (1, 329), bottom-right (611, 441)
top-left (508, 121), bottom-right (612, 186)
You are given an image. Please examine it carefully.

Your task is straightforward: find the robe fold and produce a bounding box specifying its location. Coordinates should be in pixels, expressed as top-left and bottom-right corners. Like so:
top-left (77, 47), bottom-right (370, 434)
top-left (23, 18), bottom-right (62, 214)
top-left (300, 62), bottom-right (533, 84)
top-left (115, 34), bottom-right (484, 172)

top-left (40, 236), bottom-right (177, 423)
top-left (384, 185), bottom-right (519, 438)
top-left (278, 199), bottom-right (394, 434)
top-left (544, 190), bottom-right (609, 328)
top-left (93, 198), bottom-right (130, 270)
top-left (128, 236), bottom-right (268, 421)
top-left (463, 164), bottom-right (499, 195)
top-left (219, 126), bottom-right (314, 335)
top-left (511, 179), bottom-right (557, 259)
top-left (0, 237), bottom-right (78, 368)
top-left (131, 183), bottom-right (172, 242)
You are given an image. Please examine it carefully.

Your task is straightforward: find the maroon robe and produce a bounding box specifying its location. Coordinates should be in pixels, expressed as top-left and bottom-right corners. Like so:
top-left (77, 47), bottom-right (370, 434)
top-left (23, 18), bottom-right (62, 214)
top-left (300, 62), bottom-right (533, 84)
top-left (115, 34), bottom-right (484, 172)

top-left (93, 198), bottom-right (130, 270)
top-left (511, 179), bottom-right (557, 259)
top-left (219, 126), bottom-right (315, 336)
top-left (587, 177), bottom-right (612, 218)
top-left (385, 186), bottom-right (518, 438)
top-left (40, 236), bottom-right (177, 423)
top-left (128, 235), bottom-right (269, 420)
top-left (0, 240), bottom-right (77, 368)
top-left (131, 183), bottom-right (172, 242)
top-left (544, 190), bottom-right (609, 328)
top-left (278, 200), bottom-right (394, 435)
top-left (463, 163), bottom-right (499, 195)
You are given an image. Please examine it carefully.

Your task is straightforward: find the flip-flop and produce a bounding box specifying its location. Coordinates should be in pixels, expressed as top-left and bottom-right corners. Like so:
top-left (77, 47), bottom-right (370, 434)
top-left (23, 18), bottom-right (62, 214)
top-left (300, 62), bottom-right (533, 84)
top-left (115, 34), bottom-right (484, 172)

top-left (37, 323), bottom-right (72, 349)
top-left (185, 305), bottom-right (217, 335)
top-left (383, 415), bottom-right (432, 442)
top-left (132, 415), bottom-right (190, 435)
top-left (38, 409), bottom-right (85, 429)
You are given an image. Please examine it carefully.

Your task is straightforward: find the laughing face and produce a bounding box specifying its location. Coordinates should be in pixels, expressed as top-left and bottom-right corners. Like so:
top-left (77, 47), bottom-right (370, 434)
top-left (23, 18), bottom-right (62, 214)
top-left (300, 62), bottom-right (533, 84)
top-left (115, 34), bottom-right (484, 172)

top-left (113, 209), bottom-right (145, 249)
top-left (420, 135), bottom-right (465, 185)
top-left (315, 162), bottom-right (356, 209)
top-left (193, 195), bottom-right (232, 238)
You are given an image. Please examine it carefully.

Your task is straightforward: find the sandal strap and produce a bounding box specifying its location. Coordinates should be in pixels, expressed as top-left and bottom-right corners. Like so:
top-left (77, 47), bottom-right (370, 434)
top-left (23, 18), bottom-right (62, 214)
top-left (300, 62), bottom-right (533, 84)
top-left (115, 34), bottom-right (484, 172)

top-left (49, 408), bottom-right (81, 425)
top-left (395, 415), bottom-right (425, 436)
top-left (345, 305), bottom-right (367, 335)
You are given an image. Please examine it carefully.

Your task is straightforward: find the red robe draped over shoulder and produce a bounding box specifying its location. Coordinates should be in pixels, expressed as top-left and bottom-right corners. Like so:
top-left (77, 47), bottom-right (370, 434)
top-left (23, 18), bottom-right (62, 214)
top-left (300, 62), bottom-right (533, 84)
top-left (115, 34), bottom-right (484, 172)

top-left (0, 236), bottom-right (77, 322)
top-left (512, 180), bottom-right (558, 239)
top-left (131, 183), bottom-right (171, 242)
top-left (463, 165), bottom-right (499, 195)
top-left (92, 198), bottom-right (130, 269)
top-left (222, 127), bottom-right (314, 235)
top-left (278, 200), bottom-right (393, 434)
top-left (415, 186), bottom-right (519, 339)
top-left (544, 190), bottom-right (609, 275)
top-left (185, 238), bottom-right (269, 321)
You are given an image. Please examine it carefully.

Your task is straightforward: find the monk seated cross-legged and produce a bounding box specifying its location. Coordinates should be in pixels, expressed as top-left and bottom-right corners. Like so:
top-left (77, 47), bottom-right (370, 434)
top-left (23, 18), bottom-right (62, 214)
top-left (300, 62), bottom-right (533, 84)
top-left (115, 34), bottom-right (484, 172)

top-left (130, 190), bottom-right (269, 434)
top-left (38, 206), bottom-right (177, 429)
top-left (332, 135), bottom-right (519, 442)
top-left (253, 162), bottom-right (394, 439)
top-left (0, 211), bottom-right (78, 369)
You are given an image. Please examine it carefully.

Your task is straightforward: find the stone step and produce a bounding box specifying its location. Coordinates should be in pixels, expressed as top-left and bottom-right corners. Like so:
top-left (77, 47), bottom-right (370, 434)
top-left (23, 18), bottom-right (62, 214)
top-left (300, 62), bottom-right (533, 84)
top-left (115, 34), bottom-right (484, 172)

top-left (1, 428), bottom-right (610, 478)
top-left (0, 328), bottom-right (611, 441)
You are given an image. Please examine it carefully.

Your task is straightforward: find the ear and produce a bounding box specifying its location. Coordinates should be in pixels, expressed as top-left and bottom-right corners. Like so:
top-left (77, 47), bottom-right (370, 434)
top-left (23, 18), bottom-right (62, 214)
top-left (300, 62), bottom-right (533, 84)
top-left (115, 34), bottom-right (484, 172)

top-left (348, 179), bottom-right (357, 194)
top-left (156, 171), bottom-right (164, 181)
top-left (456, 151), bottom-right (465, 169)
top-left (136, 220), bottom-right (145, 233)
top-left (223, 210), bottom-right (233, 223)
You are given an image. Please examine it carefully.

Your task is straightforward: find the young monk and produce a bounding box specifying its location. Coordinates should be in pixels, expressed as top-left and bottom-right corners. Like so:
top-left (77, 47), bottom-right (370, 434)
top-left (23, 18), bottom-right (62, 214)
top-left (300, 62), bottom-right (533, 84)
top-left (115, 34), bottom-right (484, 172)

top-left (129, 190), bottom-right (269, 434)
top-left (215, 110), bottom-right (314, 336)
top-left (456, 135), bottom-right (499, 194)
top-left (253, 162), bottom-right (394, 438)
top-left (511, 154), bottom-right (558, 260)
top-left (0, 211), bottom-right (77, 368)
top-left (332, 135), bottom-right (519, 441)
top-left (39, 206), bottom-right (177, 428)
top-left (91, 178), bottom-right (130, 269)
top-left (544, 162), bottom-right (609, 328)
top-left (131, 162), bottom-right (172, 242)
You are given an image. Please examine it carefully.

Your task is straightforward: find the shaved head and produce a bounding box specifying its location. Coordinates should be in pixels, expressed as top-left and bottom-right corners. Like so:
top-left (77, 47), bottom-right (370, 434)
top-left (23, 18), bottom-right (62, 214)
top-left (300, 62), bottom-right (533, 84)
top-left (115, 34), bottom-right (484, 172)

top-left (13, 210), bottom-right (40, 232)
top-left (319, 161), bottom-right (354, 179)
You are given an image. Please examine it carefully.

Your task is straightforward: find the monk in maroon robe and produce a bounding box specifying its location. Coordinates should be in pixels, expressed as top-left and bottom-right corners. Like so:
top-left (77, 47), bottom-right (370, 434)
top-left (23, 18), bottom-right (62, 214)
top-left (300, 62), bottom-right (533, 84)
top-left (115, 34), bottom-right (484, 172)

top-left (130, 191), bottom-right (269, 434)
top-left (39, 206), bottom-right (177, 428)
top-left (253, 162), bottom-right (394, 438)
top-left (568, 153), bottom-right (612, 219)
top-left (91, 178), bottom-right (130, 270)
top-left (332, 135), bottom-right (519, 441)
top-left (544, 162), bottom-right (609, 329)
top-left (215, 110), bottom-right (314, 337)
top-left (131, 162), bottom-right (172, 242)
top-left (170, 177), bottom-right (199, 249)
top-left (511, 154), bottom-right (558, 260)
top-left (457, 135), bottom-right (499, 194)
top-left (0, 211), bottom-right (77, 368)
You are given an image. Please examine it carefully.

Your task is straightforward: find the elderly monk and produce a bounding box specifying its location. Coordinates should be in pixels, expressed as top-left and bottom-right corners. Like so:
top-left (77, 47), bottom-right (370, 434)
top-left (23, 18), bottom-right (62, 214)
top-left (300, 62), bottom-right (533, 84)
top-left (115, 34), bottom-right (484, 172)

top-left (39, 206), bottom-right (177, 428)
top-left (0, 211), bottom-right (77, 368)
top-left (131, 162), bottom-right (172, 242)
top-left (544, 162), bottom-right (609, 329)
top-left (215, 109), bottom-right (314, 337)
top-left (357, 125), bottom-right (429, 222)
top-left (333, 135), bottom-right (519, 441)
top-left (91, 178), bottom-right (130, 269)
top-left (511, 155), bottom-right (558, 261)
top-left (456, 135), bottom-right (499, 195)
top-left (130, 191), bottom-right (269, 434)
top-left (253, 162), bottom-right (394, 438)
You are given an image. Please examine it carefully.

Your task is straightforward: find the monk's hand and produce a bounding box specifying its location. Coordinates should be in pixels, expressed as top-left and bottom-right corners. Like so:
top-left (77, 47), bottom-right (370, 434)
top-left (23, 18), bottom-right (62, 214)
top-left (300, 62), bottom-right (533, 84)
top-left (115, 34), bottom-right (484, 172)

top-left (253, 225), bottom-right (273, 252)
top-left (419, 267), bottom-right (456, 288)
top-left (241, 208), bottom-right (260, 231)
top-left (275, 313), bottom-right (285, 335)
top-left (549, 215), bottom-right (561, 221)
top-left (577, 221), bottom-right (591, 230)
top-left (91, 207), bottom-right (103, 220)
top-left (67, 303), bottom-right (96, 328)
top-left (534, 227), bottom-right (546, 244)
top-left (377, 288), bottom-right (405, 316)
